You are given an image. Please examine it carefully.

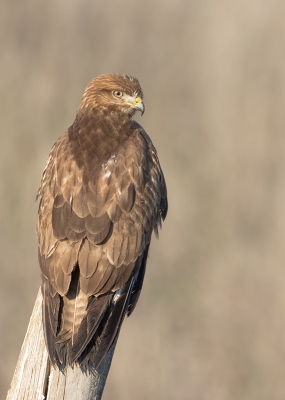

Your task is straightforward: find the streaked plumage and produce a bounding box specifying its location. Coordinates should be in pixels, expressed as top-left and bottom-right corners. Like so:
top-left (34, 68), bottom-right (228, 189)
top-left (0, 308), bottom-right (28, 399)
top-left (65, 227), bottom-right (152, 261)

top-left (37, 73), bottom-right (167, 368)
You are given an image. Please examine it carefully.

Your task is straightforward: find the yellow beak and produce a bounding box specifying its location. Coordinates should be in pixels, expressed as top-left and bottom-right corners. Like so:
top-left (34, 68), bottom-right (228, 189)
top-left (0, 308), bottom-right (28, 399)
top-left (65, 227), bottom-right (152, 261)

top-left (133, 97), bottom-right (145, 115)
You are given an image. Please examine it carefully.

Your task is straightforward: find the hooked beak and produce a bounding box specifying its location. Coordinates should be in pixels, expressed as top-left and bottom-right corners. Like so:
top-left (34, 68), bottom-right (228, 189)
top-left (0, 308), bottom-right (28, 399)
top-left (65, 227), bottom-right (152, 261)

top-left (133, 96), bottom-right (145, 115)
top-left (122, 95), bottom-right (145, 115)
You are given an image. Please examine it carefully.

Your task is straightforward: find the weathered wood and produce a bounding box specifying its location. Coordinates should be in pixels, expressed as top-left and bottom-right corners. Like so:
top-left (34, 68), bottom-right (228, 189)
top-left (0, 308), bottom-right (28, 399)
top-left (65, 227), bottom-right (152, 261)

top-left (7, 289), bottom-right (116, 400)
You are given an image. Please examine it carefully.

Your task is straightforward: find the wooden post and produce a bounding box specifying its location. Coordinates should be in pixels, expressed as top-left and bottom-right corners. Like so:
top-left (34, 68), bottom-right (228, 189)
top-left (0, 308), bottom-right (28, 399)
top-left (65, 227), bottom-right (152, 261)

top-left (6, 289), bottom-right (116, 400)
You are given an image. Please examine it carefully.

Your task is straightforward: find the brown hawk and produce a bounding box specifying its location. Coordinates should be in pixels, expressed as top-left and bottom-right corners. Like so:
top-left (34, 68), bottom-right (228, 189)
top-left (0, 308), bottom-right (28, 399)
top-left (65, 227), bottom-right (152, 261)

top-left (37, 73), bottom-right (167, 368)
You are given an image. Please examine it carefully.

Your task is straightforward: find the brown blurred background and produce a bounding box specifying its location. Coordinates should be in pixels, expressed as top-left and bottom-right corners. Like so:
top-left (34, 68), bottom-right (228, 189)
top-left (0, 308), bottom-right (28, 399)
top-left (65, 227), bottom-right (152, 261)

top-left (1, 0), bottom-right (285, 399)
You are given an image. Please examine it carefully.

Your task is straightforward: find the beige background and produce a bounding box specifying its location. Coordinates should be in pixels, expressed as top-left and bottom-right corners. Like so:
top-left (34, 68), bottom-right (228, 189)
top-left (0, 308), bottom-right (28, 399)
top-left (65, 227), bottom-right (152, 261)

top-left (1, 1), bottom-right (285, 399)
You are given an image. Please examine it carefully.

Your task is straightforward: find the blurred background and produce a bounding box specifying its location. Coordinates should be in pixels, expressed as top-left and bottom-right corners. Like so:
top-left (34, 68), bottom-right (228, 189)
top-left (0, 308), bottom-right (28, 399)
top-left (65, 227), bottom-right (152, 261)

top-left (1, 0), bottom-right (285, 399)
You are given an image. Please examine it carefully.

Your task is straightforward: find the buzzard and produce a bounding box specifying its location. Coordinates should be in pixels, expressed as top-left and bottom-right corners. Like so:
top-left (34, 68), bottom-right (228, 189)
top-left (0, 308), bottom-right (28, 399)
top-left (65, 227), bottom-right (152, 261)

top-left (37, 73), bottom-right (167, 368)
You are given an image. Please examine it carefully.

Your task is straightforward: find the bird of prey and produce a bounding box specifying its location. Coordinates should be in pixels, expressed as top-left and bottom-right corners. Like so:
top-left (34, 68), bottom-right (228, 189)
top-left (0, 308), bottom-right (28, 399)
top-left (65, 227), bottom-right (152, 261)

top-left (37, 73), bottom-right (167, 368)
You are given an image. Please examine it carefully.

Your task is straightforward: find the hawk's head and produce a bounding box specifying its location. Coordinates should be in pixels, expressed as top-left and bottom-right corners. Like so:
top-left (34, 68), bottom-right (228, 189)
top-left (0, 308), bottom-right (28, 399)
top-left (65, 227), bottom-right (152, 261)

top-left (79, 73), bottom-right (145, 116)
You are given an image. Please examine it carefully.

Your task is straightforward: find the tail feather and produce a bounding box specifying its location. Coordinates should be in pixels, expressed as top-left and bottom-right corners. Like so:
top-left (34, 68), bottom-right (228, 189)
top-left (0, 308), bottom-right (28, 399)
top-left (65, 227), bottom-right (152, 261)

top-left (42, 278), bottom-right (61, 364)
top-left (42, 258), bottom-right (145, 369)
top-left (69, 293), bottom-right (112, 364)
top-left (55, 267), bottom-right (88, 346)
top-left (78, 279), bottom-right (134, 369)
top-left (91, 282), bottom-right (133, 368)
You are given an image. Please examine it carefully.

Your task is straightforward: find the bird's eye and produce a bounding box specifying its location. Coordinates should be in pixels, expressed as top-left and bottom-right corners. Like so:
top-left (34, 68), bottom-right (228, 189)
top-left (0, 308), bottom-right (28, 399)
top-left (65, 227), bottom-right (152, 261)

top-left (113, 90), bottom-right (123, 98)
